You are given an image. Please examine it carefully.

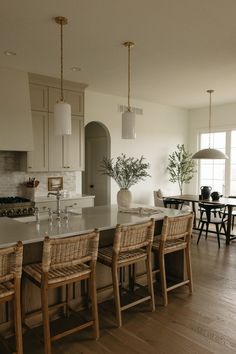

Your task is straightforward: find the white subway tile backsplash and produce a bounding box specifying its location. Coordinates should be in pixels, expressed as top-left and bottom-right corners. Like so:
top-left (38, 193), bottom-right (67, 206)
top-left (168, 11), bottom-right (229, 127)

top-left (0, 152), bottom-right (81, 198)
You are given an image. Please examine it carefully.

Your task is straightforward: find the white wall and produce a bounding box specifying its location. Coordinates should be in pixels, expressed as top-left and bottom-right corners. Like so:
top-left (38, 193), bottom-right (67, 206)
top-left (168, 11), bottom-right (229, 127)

top-left (85, 90), bottom-right (189, 205)
top-left (188, 101), bottom-right (236, 194)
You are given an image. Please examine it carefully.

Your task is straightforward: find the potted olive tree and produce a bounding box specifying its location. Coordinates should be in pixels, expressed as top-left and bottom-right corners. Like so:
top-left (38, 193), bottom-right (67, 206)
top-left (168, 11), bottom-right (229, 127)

top-left (167, 144), bottom-right (196, 195)
top-left (100, 154), bottom-right (151, 209)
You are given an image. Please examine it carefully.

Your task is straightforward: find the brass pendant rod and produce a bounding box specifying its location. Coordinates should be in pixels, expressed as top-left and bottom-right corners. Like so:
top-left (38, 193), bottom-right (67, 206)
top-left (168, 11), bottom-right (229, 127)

top-left (60, 20), bottom-right (64, 101)
top-left (123, 41), bottom-right (135, 112)
top-left (127, 43), bottom-right (131, 111)
top-left (55, 17), bottom-right (68, 102)
top-left (207, 89), bottom-right (214, 149)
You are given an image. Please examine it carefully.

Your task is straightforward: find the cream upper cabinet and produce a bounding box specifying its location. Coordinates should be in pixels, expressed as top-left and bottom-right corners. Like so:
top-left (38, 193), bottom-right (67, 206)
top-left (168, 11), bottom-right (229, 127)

top-left (27, 111), bottom-right (48, 171)
top-left (28, 75), bottom-right (85, 172)
top-left (48, 114), bottom-right (84, 171)
top-left (29, 84), bottom-right (48, 112)
top-left (48, 87), bottom-right (84, 116)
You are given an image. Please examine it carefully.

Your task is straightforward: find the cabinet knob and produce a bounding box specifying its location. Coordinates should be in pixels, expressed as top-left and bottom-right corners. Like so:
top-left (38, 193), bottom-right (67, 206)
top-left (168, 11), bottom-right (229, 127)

top-left (28, 166), bottom-right (32, 169)
top-left (90, 185), bottom-right (94, 188)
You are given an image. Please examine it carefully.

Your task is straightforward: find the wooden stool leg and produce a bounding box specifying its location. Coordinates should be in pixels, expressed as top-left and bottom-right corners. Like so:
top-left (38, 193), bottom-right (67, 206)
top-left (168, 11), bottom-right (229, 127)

top-left (185, 247), bottom-right (193, 294)
top-left (14, 278), bottom-right (23, 354)
top-left (41, 286), bottom-right (51, 354)
top-left (21, 276), bottom-right (26, 324)
top-left (89, 265), bottom-right (100, 339)
top-left (159, 253), bottom-right (168, 306)
top-left (146, 253), bottom-right (155, 312)
top-left (112, 265), bottom-right (122, 327)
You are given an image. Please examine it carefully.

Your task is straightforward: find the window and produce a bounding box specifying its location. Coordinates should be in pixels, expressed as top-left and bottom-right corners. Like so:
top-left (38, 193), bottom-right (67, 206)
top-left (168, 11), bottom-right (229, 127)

top-left (199, 132), bottom-right (226, 194)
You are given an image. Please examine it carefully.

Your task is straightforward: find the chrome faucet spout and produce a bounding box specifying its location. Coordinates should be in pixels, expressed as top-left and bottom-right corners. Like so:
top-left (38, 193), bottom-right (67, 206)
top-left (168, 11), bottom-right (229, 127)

top-left (47, 190), bottom-right (62, 218)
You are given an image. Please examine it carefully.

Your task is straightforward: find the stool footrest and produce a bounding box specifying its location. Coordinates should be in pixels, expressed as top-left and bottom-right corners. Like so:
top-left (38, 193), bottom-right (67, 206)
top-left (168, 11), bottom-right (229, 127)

top-left (167, 280), bottom-right (190, 292)
top-left (51, 320), bottom-right (94, 342)
top-left (121, 296), bottom-right (151, 311)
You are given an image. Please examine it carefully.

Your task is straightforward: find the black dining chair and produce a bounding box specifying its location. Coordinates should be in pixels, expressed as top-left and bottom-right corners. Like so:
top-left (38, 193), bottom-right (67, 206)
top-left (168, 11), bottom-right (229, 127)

top-left (221, 196), bottom-right (236, 231)
top-left (197, 203), bottom-right (227, 248)
top-left (163, 198), bottom-right (184, 210)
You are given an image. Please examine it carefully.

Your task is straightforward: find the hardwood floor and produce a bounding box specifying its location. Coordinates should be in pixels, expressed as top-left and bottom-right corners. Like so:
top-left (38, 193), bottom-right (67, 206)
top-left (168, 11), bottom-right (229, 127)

top-left (2, 231), bottom-right (236, 353)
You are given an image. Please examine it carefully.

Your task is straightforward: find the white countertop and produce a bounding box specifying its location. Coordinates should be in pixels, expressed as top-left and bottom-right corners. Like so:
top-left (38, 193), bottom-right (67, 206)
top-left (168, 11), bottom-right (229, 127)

top-left (0, 204), bottom-right (188, 247)
top-left (34, 194), bottom-right (95, 203)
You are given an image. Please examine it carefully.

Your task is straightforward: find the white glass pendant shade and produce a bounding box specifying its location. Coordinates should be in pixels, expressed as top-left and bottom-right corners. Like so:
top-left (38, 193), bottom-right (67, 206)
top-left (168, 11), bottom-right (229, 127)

top-left (54, 101), bottom-right (71, 135)
top-left (192, 148), bottom-right (228, 159)
top-left (122, 110), bottom-right (136, 139)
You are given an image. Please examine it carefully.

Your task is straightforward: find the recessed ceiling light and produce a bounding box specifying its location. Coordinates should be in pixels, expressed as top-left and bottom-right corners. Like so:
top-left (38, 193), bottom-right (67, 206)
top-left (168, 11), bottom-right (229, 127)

top-left (4, 50), bottom-right (16, 56)
top-left (70, 66), bottom-right (81, 72)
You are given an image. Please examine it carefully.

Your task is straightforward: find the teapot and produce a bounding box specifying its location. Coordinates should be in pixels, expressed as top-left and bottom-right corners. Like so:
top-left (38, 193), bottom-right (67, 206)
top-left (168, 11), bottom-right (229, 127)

top-left (211, 191), bottom-right (223, 201)
top-left (200, 186), bottom-right (212, 200)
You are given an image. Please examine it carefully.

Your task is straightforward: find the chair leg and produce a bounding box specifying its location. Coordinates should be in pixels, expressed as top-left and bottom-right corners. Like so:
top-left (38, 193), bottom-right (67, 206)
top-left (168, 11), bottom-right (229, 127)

top-left (41, 286), bottom-right (52, 354)
top-left (89, 268), bottom-right (100, 339)
top-left (185, 247), bottom-right (193, 294)
top-left (146, 254), bottom-right (155, 312)
top-left (205, 222), bottom-right (209, 240)
top-left (197, 222), bottom-right (204, 244)
top-left (232, 215), bottom-right (235, 231)
top-left (159, 253), bottom-right (168, 306)
top-left (112, 265), bottom-right (122, 327)
top-left (14, 278), bottom-right (23, 354)
top-left (215, 224), bottom-right (220, 248)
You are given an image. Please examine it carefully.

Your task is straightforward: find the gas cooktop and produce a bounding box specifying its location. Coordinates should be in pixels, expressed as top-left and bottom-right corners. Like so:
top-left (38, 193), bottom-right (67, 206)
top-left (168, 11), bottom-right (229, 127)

top-left (0, 196), bottom-right (35, 217)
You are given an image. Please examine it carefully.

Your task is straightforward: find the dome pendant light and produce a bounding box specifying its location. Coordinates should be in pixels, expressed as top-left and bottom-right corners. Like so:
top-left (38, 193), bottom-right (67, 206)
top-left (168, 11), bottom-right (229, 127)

top-left (122, 41), bottom-right (136, 139)
top-left (54, 16), bottom-right (71, 135)
top-left (192, 90), bottom-right (228, 159)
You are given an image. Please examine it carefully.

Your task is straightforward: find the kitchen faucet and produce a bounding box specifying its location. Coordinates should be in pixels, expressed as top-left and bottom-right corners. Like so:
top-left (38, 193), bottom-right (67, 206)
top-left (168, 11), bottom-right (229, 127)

top-left (47, 189), bottom-right (62, 218)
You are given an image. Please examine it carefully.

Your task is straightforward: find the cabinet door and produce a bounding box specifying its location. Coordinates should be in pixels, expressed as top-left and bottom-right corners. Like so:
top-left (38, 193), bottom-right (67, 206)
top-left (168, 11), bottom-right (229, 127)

top-left (29, 84), bottom-right (48, 111)
top-left (48, 113), bottom-right (63, 171)
top-left (63, 116), bottom-right (85, 171)
top-left (49, 88), bottom-right (84, 116)
top-left (27, 111), bottom-right (48, 171)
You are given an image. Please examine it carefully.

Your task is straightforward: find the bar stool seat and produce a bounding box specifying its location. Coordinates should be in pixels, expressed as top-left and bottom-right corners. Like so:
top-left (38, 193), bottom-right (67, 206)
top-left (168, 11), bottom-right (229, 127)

top-left (23, 262), bottom-right (91, 285)
top-left (152, 235), bottom-right (187, 253)
top-left (98, 247), bottom-right (147, 266)
top-left (0, 281), bottom-right (15, 298)
top-left (98, 219), bottom-right (155, 328)
top-left (22, 231), bottom-right (100, 354)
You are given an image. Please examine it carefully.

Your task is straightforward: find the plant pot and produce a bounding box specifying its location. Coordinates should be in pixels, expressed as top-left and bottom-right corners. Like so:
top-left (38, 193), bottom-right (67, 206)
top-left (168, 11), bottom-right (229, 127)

top-left (117, 189), bottom-right (132, 209)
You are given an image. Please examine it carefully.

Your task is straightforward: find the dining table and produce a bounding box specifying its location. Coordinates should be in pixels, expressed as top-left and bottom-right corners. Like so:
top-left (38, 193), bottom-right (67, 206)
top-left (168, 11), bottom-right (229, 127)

top-left (166, 194), bottom-right (236, 245)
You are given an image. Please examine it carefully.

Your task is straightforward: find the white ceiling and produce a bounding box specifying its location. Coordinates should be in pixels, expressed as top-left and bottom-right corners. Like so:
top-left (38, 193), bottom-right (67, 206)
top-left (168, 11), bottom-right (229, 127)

top-left (1, 0), bottom-right (236, 109)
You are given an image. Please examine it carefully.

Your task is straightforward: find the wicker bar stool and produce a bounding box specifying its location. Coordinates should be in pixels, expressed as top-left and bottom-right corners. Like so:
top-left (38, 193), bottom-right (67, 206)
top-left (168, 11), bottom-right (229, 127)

top-left (0, 241), bottom-right (23, 354)
top-left (22, 230), bottom-right (99, 354)
top-left (152, 213), bottom-right (194, 306)
top-left (98, 219), bottom-right (155, 328)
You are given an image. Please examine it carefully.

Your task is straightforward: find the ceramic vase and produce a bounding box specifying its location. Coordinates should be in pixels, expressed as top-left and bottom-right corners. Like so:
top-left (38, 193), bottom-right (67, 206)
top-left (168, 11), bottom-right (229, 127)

top-left (117, 188), bottom-right (132, 209)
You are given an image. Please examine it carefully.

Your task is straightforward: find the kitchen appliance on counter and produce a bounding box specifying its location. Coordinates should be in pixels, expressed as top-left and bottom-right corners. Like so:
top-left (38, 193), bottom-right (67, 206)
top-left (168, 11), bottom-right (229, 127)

top-left (0, 197), bottom-right (35, 217)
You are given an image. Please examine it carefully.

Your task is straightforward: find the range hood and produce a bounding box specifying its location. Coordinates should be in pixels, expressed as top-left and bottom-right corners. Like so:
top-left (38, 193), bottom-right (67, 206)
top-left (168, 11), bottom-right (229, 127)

top-left (0, 67), bottom-right (33, 151)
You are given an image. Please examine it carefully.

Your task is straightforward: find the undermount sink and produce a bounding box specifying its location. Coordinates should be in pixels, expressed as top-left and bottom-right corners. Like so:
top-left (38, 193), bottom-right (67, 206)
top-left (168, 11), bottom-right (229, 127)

top-left (13, 213), bottom-right (49, 223)
top-left (13, 209), bottom-right (82, 223)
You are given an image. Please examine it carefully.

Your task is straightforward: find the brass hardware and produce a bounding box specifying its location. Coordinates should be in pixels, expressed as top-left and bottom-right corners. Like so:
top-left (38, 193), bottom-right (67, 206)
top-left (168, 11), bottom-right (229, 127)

top-left (122, 41), bottom-right (135, 111)
top-left (54, 16), bottom-right (68, 101)
top-left (206, 89), bottom-right (215, 148)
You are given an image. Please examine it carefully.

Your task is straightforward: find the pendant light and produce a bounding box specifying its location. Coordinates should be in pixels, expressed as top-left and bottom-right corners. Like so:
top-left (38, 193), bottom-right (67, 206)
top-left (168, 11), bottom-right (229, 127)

top-left (54, 16), bottom-right (71, 135)
top-left (192, 90), bottom-right (228, 159)
top-left (122, 41), bottom-right (136, 139)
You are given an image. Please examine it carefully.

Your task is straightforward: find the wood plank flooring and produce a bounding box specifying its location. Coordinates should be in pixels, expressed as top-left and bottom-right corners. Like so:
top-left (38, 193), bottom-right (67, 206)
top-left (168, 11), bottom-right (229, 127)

top-left (2, 231), bottom-right (236, 353)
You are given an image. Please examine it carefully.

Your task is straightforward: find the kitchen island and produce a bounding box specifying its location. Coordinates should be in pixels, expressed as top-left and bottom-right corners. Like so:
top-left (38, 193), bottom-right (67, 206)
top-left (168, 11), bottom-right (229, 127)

top-left (0, 205), bottom-right (189, 331)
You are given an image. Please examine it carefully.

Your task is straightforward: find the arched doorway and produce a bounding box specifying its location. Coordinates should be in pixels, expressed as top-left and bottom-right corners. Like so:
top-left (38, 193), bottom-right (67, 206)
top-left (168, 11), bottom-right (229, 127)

top-left (83, 121), bottom-right (111, 206)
